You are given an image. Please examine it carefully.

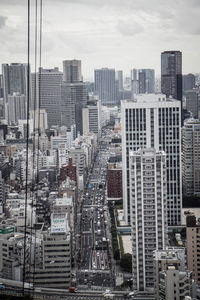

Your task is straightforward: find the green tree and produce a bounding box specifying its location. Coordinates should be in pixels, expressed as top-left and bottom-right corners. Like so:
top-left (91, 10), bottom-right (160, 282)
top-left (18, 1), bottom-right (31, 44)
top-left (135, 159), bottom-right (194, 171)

top-left (120, 253), bottom-right (132, 273)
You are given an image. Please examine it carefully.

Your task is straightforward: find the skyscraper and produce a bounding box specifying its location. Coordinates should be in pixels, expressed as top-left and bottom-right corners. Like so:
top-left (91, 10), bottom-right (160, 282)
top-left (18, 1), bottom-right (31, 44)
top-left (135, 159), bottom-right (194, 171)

top-left (183, 73), bottom-right (196, 94)
top-left (182, 118), bottom-right (200, 195)
top-left (131, 69), bottom-right (155, 96)
top-left (121, 94), bottom-right (182, 226)
top-left (94, 68), bottom-right (116, 106)
top-left (161, 50), bottom-right (182, 101)
top-left (2, 63), bottom-right (29, 102)
top-left (61, 60), bottom-right (86, 135)
top-left (2, 63), bottom-right (30, 119)
top-left (116, 70), bottom-right (123, 91)
top-left (185, 88), bottom-right (200, 119)
top-left (130, 148), bottom-right (167, 291)
top-left (31, 67), bottom-right (63, 128)
top-left (7, 93), bottom-right (26, 125)
top-left (63, 60), bottom-right (82, 83)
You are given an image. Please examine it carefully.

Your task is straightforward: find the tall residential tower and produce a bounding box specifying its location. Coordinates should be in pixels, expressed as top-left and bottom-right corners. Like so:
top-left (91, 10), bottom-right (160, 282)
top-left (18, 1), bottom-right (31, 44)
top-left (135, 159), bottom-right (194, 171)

top-left (121, 94), bottom-right (182, 226)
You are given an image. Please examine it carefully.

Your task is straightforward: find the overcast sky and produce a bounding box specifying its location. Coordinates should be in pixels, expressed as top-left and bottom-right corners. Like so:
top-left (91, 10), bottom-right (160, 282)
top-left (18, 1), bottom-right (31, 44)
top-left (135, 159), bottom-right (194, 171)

top-left (0, 0), bottom-right (200, 80)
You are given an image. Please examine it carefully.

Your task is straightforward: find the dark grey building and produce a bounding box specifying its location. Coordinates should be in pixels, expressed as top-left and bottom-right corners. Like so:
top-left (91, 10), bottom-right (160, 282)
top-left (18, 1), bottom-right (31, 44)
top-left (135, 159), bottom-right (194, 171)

top-left (94, 68), bottom-right (116, 106)
top-left (183, 73), bottom-right (196, 94)
top-left (161, 50), bottom-right (182, 101)
top-left (2, 63), bottom-right (29, 102)
top-left (61, 60), bottom-right (87, 135)
top-left (185, 88), bottom-right (200, 118)
top-left (31, 67), bottom-right (63, 128)
top-left (2, 63), bottom-right (30, 119)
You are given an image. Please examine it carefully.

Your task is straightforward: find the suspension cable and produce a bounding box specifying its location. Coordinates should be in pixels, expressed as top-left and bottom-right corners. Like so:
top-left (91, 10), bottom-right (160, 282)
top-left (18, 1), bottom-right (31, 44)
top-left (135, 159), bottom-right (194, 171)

top-left (23, 0), bottom-right (30, 294)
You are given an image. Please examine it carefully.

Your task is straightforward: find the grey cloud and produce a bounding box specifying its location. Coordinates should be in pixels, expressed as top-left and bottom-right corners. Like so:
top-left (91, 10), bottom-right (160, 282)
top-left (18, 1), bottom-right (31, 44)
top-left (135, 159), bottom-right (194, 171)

top-left (117, 19), bottom-right (144, 36)
top-left (0, 16), bottom-right (7, 29)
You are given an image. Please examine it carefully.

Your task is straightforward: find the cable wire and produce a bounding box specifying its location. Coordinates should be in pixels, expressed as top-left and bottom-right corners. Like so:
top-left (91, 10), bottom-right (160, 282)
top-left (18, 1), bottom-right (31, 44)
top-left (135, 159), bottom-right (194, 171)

top-left (23, 0), bottom-right (30, 294)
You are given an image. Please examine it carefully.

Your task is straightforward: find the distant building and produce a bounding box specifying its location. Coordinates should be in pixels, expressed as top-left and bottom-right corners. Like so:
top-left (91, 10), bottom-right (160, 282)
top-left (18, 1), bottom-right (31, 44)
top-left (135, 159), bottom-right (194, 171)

top-left (185, 88), bottom-right (200, 119)
top-left (107, 162), bottom-right (122, 199)
top-left (130, 148), bottom-right (167, 292)
top-left (131, 69), bottom-right (155, 96)
top-left (161, 50), bottom-right (182, 101)
top-left (116, 70), bottom-right (123, 91)
top-left (183, 73), bottom-right (196, 94)
top-left (82, 101), bottom-right (100, 135)
top-left (6, 93), bottom-right (26, 125)
top-left (2, 63), bottom-right (29, 103)
top-left (63, 59), bottom-right (82, 83)
top-left (32, 67), bottom-right (63, 128)
top-left (61, 60), bottom-right (87, 134)
top-left (94, 68), bottom-right (116, 106)
top-left (182, 119), bottom-right (200, 195)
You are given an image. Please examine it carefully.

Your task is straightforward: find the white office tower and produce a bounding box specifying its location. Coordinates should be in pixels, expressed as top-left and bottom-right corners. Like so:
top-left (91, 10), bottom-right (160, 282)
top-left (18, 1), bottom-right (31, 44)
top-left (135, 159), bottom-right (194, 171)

top-left (154, 248), bottom-right (192, 300)
top-left (31, 68), bottom-right (63, 128)
top-left (94, 68), bottom-right (116, 106)
top-left (130, 148), bottom-right (167, 292)
top-left (7, 93), bottom-right (26, 125)
top-left (121, 94), bottom-right (182, 226)
top-left (182, 119), bottom-right (200, 195)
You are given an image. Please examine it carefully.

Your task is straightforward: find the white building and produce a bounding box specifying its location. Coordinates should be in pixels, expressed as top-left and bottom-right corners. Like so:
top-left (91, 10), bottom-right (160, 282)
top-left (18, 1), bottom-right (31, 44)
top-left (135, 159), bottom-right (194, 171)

top-left (121, 94), bottom-right (182, 226)
top-left (82, 102), bottom-right (100, 135)
top-left (130, 148), bottom-right (167, 292)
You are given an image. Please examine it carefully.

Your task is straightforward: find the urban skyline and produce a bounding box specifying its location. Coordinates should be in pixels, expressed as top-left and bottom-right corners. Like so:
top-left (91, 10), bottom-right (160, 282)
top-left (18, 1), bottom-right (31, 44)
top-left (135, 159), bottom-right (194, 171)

top-left (1, 0), bottom-right (200, 299)
top-left (0, 0), bottom-right (200, 80)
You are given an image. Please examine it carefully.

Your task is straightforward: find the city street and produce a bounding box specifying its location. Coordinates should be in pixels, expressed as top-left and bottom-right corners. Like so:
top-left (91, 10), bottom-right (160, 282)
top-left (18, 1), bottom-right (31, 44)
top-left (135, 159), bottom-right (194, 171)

top-left (76, 132), bottom-right (114, 289)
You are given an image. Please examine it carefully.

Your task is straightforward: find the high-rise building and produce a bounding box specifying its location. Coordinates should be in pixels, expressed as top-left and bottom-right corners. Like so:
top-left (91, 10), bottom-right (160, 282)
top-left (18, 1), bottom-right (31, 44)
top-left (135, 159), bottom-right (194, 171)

top-left (94, 68), bottom-right (116, 106)
top-left (7, 93), bottom-right (26, 125)
top-left (130, 148), bottom-right (167, 291)
top-left (63, 60), bottom-right (82, 83)
top-left (61, 60), bottom-right (87, 134)
top-left (138, 69), bottom-right (155, 94)
top-left (116, 70), bottom-right (123, 91)
top-left (161, 50), bottom-right (182, 106)
top-left (185, 88), bottom-right (200, 119)
top-left (131, 69), bottom-right (155, 96)
top-left (121, 94), bottom-right (182, 225)
top-left (183, 73), bottom-right (196, 94)
top-left (182, 119), bottom-right (200, 195)
top-left (2, 63), bottom-right (30, 119)
top-left (32, 67), bottom-right (63, 128)
top-left (2, 63), bottom-right (29, 102)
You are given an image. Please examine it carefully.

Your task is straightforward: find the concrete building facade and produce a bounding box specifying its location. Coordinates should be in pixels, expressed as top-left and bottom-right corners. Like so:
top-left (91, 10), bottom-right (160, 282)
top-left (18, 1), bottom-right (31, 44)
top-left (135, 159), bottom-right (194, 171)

top-left (94, 68), bottom-right (116, 106)
top-left (121, 94), bottom-right (182, 226)
top-left (182, 119), bottom-right (200, 195)
top-left (130, 148), bottom-right (167, 291)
